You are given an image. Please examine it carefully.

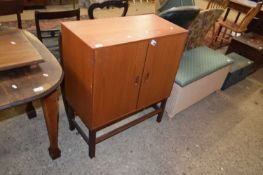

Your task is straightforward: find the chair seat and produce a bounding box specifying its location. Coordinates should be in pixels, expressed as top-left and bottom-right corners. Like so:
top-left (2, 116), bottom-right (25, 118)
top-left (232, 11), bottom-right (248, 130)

top-left (218, 20), bottom-right (245, 33)
top-left (175, 46), bottom-right (233, 87)
top-left (42, 26), bottom-right (60, 32)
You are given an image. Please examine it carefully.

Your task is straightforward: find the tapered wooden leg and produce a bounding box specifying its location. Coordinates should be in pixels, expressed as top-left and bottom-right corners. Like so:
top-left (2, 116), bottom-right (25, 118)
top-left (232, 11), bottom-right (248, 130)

top-left (26, 102), bottom-right (37, 119)
top-left (41, 90), bottom-right (61, 160)
top-left (156, 99), bottom-right (167, 123)
top-left (89, 130), bottom-right (96, 158)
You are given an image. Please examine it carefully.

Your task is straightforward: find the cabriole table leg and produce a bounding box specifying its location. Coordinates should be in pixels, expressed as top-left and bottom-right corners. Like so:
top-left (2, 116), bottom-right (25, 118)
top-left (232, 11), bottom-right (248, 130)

top-left (41, 90), bottom-right (61, 159)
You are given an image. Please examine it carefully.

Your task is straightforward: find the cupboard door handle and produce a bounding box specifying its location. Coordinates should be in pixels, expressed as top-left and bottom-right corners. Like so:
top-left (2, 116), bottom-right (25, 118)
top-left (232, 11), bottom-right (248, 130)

top-left (150, 39), bottom-right (157, 46)
top-left (145, 73), bottom-right (150, 81)
top-left (134, 76), bottom-right (140, 86)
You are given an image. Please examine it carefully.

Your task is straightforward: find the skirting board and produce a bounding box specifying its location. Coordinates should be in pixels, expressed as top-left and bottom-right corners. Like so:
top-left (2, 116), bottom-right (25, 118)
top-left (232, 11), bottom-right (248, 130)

top-left (165, 65), bottom-right (231, 118)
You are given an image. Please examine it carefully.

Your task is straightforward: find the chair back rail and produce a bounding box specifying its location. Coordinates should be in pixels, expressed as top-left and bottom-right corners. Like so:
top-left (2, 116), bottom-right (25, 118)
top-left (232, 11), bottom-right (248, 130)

top-left (206, 0), bottom-right (229, 9)
top-left (238, 2), bottom-right (263, 31)
top-left (0, 0), bottom-right (24, 28)
top-left (35, 8), bottom-right (80, 42)
top-left (88, 0), bottom-right (129, 19)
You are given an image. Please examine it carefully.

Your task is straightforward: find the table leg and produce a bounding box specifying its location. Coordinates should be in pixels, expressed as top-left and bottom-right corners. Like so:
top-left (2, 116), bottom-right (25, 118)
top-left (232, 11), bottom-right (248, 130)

top-left (41, 90), bottom-right (61, 160)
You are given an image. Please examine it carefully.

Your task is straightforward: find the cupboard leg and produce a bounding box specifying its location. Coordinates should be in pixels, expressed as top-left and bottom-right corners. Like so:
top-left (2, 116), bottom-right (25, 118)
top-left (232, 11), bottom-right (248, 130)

top-left (26, 102), bottom-right (37, 119)
top-left (156, 99), bottom-right (167, 123)
top-left (89, 130), bottom-right (96, 158)
top-left (41, 90), bottom-right (61, 160)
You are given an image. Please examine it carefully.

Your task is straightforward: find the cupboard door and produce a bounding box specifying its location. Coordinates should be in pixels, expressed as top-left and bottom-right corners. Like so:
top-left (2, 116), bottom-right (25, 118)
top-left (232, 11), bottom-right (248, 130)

top-left (92, 41), bottom-right (148, 129)
top-left (137, 34), bottom-right (187, 109)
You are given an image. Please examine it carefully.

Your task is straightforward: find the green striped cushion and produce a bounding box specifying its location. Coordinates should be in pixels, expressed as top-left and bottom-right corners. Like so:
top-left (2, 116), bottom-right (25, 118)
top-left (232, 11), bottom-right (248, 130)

top-left (176, 46), bottom-right (233, 87)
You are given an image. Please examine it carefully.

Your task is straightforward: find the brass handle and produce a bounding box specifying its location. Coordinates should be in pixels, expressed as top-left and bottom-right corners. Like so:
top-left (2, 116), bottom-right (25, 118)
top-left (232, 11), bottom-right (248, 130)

top-left (145, 73), bottom-right (150, 81)
top-left (134, 76), bottom-right (140, 86)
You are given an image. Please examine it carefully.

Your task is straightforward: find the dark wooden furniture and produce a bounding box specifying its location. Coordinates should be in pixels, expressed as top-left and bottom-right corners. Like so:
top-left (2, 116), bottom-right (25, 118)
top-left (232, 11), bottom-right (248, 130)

top-left (88, 0), bottom-right (129, 19)
top-left (0, 0), bottom-right (23, 29)
top-left (61, 14), bottom-right (188, 158)
top-left (59, 0), bottom-right (78, 9)
top-left (247, 15), bottom-right (263, 35)
top-left (35, 8), bottom-right (80, 42)
top-left (0, 28), bottom-right (63, 160)
top-left (0, 30), bottom-right (43, 71)
top-left (0, 0), bottom-right (37, 118)
top-left (215, 2), bottom-right (263, 44)
top-left (223, 0), bottom-right (263, 23)
top-left (23, 0), bottom-right (48, 9)
top-left (226, 32), bottom-right (263, 72)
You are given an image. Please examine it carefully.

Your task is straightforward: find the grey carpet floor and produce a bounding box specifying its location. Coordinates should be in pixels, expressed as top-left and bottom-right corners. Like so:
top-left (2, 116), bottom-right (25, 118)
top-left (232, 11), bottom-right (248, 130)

top-left (0, 68), bottom-right (262, 175)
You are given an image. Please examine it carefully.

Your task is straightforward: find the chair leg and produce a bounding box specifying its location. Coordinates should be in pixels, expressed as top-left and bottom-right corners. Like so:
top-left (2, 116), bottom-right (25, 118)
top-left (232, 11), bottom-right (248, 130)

top-left (61, 80), bottom-right (75, 131)
top-left (64, 99), bottom-right (76, 131)
top-left (26, 102), bottom-right (37, 119)
top-left (220, 27), bottom-right (228, 46)
top-left (213, 23), bottom-right (222, 46)
top-left (210, 24), bottom-right (216, 47)
top-left (73, 0), bottom-right (76, 9)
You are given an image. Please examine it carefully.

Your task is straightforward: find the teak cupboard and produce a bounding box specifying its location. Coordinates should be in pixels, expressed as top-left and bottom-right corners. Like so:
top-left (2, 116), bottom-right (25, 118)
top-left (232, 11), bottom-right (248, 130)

top-left (61, 14), bottom-right (188, 158)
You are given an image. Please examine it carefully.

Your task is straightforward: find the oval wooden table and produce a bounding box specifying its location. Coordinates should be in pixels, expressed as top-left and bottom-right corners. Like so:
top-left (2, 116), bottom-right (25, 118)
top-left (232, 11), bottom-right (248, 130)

top-left (0, 28), bottom-right (63, 159)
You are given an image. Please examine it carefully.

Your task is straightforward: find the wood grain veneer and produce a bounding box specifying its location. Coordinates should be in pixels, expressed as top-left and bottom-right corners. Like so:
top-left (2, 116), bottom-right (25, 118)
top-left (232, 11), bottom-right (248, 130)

top-left (61, 14), bottom-right (188, 129)
top-left (0, 29), bottom-right (43, 71)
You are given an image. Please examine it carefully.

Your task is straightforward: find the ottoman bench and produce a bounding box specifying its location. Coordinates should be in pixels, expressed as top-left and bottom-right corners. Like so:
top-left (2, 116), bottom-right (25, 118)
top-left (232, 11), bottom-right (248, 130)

top-left (166, 46), bottom-right (233, 118)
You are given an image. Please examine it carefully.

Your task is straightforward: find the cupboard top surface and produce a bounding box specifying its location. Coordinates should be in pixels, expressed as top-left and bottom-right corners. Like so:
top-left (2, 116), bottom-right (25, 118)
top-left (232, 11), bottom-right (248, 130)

top-left (61, 14), bottom-right (188, 49)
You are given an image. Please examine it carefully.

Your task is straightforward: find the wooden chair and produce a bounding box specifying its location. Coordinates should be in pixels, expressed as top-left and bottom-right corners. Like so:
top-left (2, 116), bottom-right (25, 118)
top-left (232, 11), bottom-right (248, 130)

top-left (88, 0), bottom-right (129, 19)
top-left (206, 0), bottom-right (229, 46)
top-left (206, 0), bottom-right (229, 9)
top-left (35, 8), bottom-right (80, 42)
top-left (215, 2), bottom-right (263, 45)
top-left (0, 0), bottom-right (23, 29)
top-left (34, 8), bottom-right (80, 59)
top-left (132, 0), bottom-right (149, 3)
